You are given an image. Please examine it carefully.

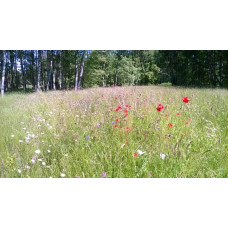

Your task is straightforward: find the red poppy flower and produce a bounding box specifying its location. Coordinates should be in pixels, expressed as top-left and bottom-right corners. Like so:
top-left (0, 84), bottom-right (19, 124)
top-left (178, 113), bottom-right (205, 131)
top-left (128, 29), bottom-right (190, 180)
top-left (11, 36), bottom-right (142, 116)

top-left (168, 123), bottom-right (173, 128)
top-left (182, 97), bottom-right (189, 103)
top-left (118, 106), bottom-right (122, 109)
top-left (176, 113), bottom-right (181, 116)
top-left (116, 119), bottom-right (119, 122)
top-left (133, 153), bottom-right (138, 157)
top-left (114, 125), bottom-right (117, 128)
top-left (165, 114), bottom-right (168, 117)
top-left (156, 104), bottom-right (164, 112)
top-left (185, 122), bottom-right (188, 124)
top-left (124, 109), bottom-right (128, 113)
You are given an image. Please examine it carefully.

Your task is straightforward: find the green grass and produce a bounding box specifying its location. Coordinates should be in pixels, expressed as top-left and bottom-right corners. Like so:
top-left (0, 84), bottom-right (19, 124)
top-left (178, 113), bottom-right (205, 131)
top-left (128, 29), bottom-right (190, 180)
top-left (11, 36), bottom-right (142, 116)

top-left (0, 86), bottom-right (228, 178)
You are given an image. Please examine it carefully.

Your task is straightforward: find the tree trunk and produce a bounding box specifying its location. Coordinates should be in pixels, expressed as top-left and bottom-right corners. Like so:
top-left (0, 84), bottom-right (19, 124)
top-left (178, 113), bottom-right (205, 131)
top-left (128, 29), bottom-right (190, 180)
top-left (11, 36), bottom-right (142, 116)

top-left (20, 52), bottom-right (26, 92)
top-left (10, 51), bottom-right (15, 90)
top-left (74, 51), bottom-right (79, 91)
top-left (59, 51), bottom-right (63, 89)
top-left (31, 51), bottom-right (36, 90)
top-left (77, 50), bottom-right (86, 90)
top-left (1, 51), bottom-right (6, 97)
top-left (37, 50), bottom-right (41, 91)
top-left (218, 51), bottom-right (223, 87)
top-left (14, 53), bottom-right (19, 89)
top-left (53, 68), bottom-right (56, 90)
top-left (115, 60), bottom-right (119, 86)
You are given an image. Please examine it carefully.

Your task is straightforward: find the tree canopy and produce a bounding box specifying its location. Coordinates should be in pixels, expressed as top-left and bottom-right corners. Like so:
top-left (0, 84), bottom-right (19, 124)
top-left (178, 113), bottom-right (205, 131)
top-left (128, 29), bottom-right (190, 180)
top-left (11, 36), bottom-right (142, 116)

top-left (0, 50), bottom-right (227, 96)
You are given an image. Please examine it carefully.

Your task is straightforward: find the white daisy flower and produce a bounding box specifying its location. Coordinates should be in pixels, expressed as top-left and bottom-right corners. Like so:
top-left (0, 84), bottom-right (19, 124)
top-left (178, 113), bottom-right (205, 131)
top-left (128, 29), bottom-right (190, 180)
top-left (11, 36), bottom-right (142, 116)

top-left (42, 162), bottom-right (46, 166)
top-left (11, 135), bottom-right (15, 138)
top-left (19, 140), bottom-right (23, 143)
top-left (38, 159), bottom-right (42, 162)
top-left (47, 150), bottom-right (51, 153)
top-left (120, 144), bottom-right (125, 149)
top-left (60, 173), bottom-right (66, 177)
top-left (35, 149), bottom-right (41, 154)
top-left (137, 150), bottom-right (145, 155)
top-left (18, 169), bottom-right (22, 173)
top-left (160, 153), bottom-right (166, 160)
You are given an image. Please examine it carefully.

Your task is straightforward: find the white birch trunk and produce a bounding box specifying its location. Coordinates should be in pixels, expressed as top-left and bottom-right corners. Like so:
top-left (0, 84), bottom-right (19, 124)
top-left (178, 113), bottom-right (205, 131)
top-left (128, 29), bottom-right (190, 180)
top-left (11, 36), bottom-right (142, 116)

top-left (1, 51), bottom-right (6, 97)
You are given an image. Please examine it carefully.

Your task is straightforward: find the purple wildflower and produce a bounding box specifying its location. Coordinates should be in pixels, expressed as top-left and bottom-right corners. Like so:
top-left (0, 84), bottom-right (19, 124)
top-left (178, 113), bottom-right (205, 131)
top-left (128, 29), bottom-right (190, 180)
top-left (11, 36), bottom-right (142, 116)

top-left (96, 123), bottom-right (100, 128)
top-left (102, 172), bottom-right (107, 178)
top-left (112, 121), bottom-right (115, 124)
top-left (148, 173), bottom-right (152, 177)
top-left (86, 136), bottom-right (89, 140)
top-left (105, 129), bottom-right (107, 131)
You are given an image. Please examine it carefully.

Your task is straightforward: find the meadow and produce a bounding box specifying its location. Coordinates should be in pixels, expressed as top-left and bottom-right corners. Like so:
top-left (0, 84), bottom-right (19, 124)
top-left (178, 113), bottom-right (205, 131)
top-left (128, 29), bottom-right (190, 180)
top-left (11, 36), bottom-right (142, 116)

top-left (0, 86), bottom-right (228, 178)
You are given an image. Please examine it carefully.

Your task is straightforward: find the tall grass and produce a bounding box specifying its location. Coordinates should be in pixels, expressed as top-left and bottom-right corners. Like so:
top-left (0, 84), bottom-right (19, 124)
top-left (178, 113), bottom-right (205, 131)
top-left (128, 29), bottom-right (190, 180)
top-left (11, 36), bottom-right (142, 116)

top-left (0, 86), bottom-right (228, 177)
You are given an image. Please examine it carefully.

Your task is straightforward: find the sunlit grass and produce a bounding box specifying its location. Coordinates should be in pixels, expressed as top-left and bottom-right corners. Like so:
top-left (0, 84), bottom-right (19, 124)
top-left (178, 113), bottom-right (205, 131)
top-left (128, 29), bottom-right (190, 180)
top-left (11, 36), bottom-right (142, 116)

top-left (0, 86), bottom-right (228, 178)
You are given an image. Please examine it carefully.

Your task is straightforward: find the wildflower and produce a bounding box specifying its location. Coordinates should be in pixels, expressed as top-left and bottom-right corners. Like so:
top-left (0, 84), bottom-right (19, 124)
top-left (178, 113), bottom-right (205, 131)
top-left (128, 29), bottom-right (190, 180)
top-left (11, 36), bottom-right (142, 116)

top-left (156, 104), bottom-right (164, 112)
top-left (18, 169), bottom-right (22, 173)
top-left (133, 153), bottom-right (138, 157)
top-left (102, 172), bottom-right (107, 178)
top-left (46, 166), bottom-right (50, 168)
top-left (160, 153), bottom-right (166, 160)
top-left (105, 129), bottom-right (107, 132)
top-left (96, 123), bottom-right (100, 128)
top-left (64, 154), bottom-right (68, 157)
top-left (76, 176), bottom-right (80, 178)
top-left (137, 150), bottom-right (145, 155)
top-left (184, 133), bottom-right (187, 135)
top-left (38, 159), bottom-right (42, 162)
top-left (176, 113), bottom-right (181, 116)
top-left (182, 97), bottom-right (189, 103)
top-left (35, 149), bottom-right (41, 154)
top-left (114, 125), bottom-right (117, 128)
top-left (165, 114), bottom-right (168, 117)
top-left (19, 140), bottom-right (23, 143)
top-left (60, 173), bottom-right (66, 177)
top-left (116, 119), bottom-right (119, 122)
top-left (148, 173), bottom-right (152, 177)
top-left (112, 121), bottom-right (115, 124)
top-left (157, 127), bottom-right (160, 130)
top-left (25, 165), bottom-right (30, 170)
top-left (47, 150), bottom-right (51, 153)
top-left (42, 162), bottom-right (46, 166)
top-left (120, 144), bottom-right (125, 149)
top-left (168, 123), bottom-right (173, 128)
top-left (11, 135), bottom-right (15, 138)
top-left (86, 136), bottom-right (89, 140)
top-left (185, 122), bottom-right (188, 124)
top-left (124, 109), bottom-right (128, 113)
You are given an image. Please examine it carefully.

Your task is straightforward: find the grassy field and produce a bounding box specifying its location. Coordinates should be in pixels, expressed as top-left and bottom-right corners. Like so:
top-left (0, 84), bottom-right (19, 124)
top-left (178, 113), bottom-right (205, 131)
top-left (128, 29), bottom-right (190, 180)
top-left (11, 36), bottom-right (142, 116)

top-left (0, 86), bottom-right (228, 178)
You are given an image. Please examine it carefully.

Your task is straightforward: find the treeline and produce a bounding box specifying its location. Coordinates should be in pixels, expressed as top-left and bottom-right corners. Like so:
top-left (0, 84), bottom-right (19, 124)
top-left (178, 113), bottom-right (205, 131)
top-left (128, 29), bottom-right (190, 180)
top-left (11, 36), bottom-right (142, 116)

top-left (0, 50), bottom-right (227, 95)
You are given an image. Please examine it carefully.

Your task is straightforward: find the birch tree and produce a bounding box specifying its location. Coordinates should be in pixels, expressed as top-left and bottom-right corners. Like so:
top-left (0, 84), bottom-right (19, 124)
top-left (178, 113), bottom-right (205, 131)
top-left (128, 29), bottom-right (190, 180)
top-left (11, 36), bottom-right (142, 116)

top-left (1, 51), bottom-right (6, 97)
top-left (77, 50), bottom-right (86, 90)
